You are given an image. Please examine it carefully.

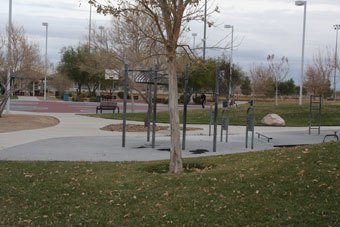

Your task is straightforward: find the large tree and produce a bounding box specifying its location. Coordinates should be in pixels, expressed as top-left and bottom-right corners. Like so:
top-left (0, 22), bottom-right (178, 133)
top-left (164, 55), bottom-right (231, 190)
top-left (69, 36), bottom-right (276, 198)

top-left (90, 0), bottom-right (216, 173)
top-left (0, 25), bottom-right (44, 117)
top-left (266, 54), bottom-right (289, 105)
top-left (304, 50), bottom-right (333, 97)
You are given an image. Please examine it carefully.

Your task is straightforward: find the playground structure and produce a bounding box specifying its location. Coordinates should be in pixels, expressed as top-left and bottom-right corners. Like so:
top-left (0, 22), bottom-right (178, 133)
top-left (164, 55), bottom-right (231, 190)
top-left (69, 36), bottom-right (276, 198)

top-left (309, 95), bottom-right (322, 135)
top-left (119, 64), bottom-right (335, 153)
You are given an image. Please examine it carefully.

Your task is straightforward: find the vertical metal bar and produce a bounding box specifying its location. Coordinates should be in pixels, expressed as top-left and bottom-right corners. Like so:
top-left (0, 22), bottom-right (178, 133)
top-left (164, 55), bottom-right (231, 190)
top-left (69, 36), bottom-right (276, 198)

top-left (318, 95), bottom-right (322, 135)
top-left (209, 105), bottom-right (212, 136)
top-left (228, 26), bottom-right (234, 99)
top-left (251, 108), bottom-right (255, 149)
top-left (246, 109), bottom-right (249, 149)
top-left (299, 2), bottom-right (307, 105)
top-left (220, 110), bottom-right (223, 142)
top-left (147, 83), bottom-right (152, 142)
top-left (43, 23), bottom-right (48, 101)
top-left (152, 65), bottom-right (158, 148)
top-left (203, 0), bottom-right (207, 60)
top-left (226, 110), bottom-right (229, 143)
top-left (182, 65), bottom-right (189, 150)
top-left (6, 0), bottom-right (12, 114)
top-left (309, 95), bottom-right (312, 135)
top-left (213, 64), bottom-right (219, 152)
top-left (122, 64), bottom-right (128, 147)
top-left (334, 26), bottom-right (339, 101)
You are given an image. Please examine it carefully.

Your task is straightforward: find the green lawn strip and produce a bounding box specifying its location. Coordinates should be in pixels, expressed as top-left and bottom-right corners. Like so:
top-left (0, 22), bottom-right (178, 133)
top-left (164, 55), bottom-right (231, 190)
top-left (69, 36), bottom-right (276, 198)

top-left (84, 101), bottom-right (340, 126)
top-left (0, 142), bottom-right (339, 225)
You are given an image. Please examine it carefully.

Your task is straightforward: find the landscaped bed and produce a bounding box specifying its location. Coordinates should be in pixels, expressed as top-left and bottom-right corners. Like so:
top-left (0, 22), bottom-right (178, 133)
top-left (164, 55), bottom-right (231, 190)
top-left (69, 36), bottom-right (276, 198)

top-left (0, 142), bottom-right (339, 225)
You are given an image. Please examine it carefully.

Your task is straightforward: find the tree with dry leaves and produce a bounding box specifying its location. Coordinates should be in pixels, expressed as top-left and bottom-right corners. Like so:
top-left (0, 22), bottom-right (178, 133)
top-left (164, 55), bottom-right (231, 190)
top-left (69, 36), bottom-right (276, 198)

top-left (266, 54), bottom-right (289, 105)
top-left (89, 0), bottom-right (218, 173)
top-left (304, 50), bottom-right (333, 97)
top-left (249, 63), bottom-right (273, 97)
top-left (0, 25), bottom-right (45, 117)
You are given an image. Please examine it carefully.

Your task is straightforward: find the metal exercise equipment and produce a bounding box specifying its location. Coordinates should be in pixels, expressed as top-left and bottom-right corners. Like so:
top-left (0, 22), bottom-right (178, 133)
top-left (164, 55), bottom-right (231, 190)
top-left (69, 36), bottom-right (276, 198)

top-left (220, 100), bottom-right (229, 143)
top-left (213, 64), bottom-right (220, 153)
top-left (122, 64), bottom-right (168, 148)
top-left (323, 131), bottom-right (339, 142)
top-left (245, 100), bottom-right (255, 149)
top-left (182, 65), bottom-right (189, 150)
top-left (309, 95), bottom-right (322, 135)
top-left (209, 104), bottom-right (215, 136)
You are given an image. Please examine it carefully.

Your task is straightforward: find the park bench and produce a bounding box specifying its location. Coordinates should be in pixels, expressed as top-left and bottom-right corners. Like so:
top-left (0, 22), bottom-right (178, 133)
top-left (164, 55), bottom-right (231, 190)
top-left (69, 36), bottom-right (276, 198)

top-left (96, 101), bottom-right (120, 114)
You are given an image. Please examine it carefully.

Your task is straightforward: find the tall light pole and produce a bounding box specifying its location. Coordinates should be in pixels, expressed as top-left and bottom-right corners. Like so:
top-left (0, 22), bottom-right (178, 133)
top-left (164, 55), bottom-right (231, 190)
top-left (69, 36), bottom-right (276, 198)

top-left (203, 0), bottom-right (207, 60)
top-left (225, 25), bottom-right (234, 99)
top-left (192, 33), bottom-right (197, 49)
top-left (98, 26), bottom-right (104, 97)
top-left (89, 4), bottom-right (92, 50)
top-left (42, 22), bottom-right (48, 100)
top-left (6, 0), bottom-right (12, 114)
top-left (333, 24), bottom-right (340, 101)
top-left (295, 0), bottom-right (307, 105)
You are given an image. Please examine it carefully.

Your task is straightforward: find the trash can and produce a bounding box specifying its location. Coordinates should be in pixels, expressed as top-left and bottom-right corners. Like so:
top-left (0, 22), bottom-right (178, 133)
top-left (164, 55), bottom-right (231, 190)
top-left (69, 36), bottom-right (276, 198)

top-left (63, 94), bottom-right (69, 101)
top-left (96, 96), bottom-right (101, 102)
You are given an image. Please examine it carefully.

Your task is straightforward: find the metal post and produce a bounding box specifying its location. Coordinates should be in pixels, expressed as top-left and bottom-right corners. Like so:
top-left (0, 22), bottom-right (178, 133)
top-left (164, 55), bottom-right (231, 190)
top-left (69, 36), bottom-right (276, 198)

top-left (89, 4), bottom-right (92, 50)
top-left (6, 0), bottom-right (12, 114)
top-left (182, 65), bottom-right (189, 150)
top-left (147, 83), bottom-right (152, 142)
top-left (152, 65), bottom-right (158, 148)
top-left (213, 64), bottom-right (219, 152)
top-left (296, 1), bottom-right (307, 105)
top-left (209, 104), bottom-right (213, 136)
top-left (309, 95), bottom-right (312, 135)
top-left (246, 101), bottom-right (255, 149)
top-left (203, 0), bottom-right (207, 60)
top-left (122, 64), bottom-right (128, 147)
top-left (42, 22), bottom-right (48, 100)
top-left (334, 25), bottom-right (339, 101)
top-left (318, 95), bottom-right (322, 135)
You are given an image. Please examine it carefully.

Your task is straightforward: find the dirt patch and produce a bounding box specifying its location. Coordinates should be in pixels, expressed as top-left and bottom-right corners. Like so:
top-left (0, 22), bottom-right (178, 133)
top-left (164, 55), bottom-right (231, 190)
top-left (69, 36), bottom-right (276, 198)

top-left (100, 124), bottom-right (203, 132)
top-left (0, 114), bottom-right (60, 133)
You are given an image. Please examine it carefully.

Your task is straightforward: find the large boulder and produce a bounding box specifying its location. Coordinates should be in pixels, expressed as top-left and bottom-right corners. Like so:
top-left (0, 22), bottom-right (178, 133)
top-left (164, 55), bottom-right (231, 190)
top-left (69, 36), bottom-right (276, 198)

top-left (261, 114), bottom-right (285, 126)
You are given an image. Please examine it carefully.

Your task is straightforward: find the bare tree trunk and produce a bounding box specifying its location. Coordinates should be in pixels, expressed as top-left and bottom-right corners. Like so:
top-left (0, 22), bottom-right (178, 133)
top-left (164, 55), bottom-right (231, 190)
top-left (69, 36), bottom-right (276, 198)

top-left (168, 57), bottom-right (183, 174)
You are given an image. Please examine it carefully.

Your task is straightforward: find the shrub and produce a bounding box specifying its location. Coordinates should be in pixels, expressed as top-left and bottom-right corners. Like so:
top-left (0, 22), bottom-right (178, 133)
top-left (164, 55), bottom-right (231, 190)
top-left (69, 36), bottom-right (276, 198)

top-left (89, 97), bottom-right (97, 102)
top-left (193, 95), bottom-right (201, 104)
top-left (163, 98), bottom-right (169, 104)
top-left (72, 96), bottom-right (85, 102)
top-left (117, 92), bottom-right (124, 99)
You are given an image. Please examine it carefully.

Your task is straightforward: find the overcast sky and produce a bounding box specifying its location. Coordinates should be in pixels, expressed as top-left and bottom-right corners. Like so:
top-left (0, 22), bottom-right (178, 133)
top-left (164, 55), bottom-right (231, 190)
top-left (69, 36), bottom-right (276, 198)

top-left (1, 0), bottom-right (340, 87)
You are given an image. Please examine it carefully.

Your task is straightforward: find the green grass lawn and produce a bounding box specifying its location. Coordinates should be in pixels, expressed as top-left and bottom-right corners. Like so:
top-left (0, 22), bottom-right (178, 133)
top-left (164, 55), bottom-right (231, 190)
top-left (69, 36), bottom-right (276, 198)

top-left (0, 142), bottom-right (339, 225)
top-left (86, 101), bottom-right (340, 126)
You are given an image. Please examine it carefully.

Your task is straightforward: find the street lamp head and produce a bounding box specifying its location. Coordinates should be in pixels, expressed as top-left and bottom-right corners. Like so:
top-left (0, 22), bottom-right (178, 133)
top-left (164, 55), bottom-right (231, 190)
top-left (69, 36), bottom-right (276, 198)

top-left (192, 33), bottom-right (197, 37)
top-left (334, 24), bottom-right (340, 30)
top-left (224, 25), bottom-right (232, 29)
top-left (42, 22), bottom-right (48, 27)
top-left (295, 1), bottom-right (306, 6)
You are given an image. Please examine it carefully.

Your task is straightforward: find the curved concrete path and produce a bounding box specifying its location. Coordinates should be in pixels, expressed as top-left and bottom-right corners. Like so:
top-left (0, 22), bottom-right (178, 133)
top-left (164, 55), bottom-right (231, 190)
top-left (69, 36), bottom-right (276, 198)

top-left (0, 111), bottom-right (339, 162)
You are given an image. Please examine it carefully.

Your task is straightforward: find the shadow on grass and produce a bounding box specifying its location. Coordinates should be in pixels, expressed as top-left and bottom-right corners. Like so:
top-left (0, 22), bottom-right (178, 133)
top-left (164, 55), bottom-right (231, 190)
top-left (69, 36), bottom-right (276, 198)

top-left (142, 162), bottom-right (216, 174)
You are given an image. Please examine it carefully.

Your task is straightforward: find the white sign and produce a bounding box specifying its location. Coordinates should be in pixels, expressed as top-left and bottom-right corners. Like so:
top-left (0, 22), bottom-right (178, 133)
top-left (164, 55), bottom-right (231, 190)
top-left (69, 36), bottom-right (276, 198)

top-left (105, 69), bottom-right (119, 80)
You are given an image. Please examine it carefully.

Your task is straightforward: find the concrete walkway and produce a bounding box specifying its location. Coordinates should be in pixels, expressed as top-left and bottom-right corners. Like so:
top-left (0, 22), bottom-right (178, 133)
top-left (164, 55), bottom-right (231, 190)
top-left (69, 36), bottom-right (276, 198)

top-left (0, 111), bottom-right (339, 162)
